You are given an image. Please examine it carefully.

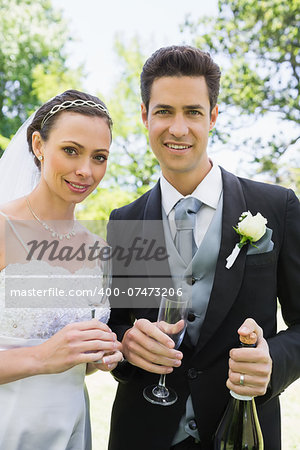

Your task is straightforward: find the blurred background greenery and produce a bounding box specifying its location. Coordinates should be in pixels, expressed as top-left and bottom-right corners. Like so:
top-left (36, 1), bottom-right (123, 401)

top-left (1, 1), bottom-right (299, 448)
top-left (1, 0), bottom-right (299, 210)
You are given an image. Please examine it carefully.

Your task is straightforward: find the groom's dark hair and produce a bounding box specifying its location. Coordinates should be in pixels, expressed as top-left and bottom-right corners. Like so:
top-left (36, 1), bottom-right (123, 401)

top-left (140, 45), bottom-right (221, 114)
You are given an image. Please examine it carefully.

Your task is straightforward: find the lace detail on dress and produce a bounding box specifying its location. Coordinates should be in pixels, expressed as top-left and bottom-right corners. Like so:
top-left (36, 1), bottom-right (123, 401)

top-left (0, 260), bottom-right (110, 339)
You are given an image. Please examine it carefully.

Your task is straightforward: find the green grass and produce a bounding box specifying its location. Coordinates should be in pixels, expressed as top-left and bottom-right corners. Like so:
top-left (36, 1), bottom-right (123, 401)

top-left (86, 371), bottom-right (117, 449)
top-left (280, 379), bottom-right (300, 449)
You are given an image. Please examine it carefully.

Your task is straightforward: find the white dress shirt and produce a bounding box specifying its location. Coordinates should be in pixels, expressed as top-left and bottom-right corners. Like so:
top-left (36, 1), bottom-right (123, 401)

top-left (160, 163), bottom-right (223, 246)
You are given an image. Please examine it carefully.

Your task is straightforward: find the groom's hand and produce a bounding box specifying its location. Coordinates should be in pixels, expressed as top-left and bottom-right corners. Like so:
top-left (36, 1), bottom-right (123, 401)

top-left (226, 318), bottom-right (273, 397)
top-left (121, 319), bottom-right (183, 374)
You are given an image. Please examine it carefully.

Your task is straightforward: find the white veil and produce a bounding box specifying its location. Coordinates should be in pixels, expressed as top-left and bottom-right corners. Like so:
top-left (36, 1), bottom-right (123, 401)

top-left (0, 114), bottom-right (40, 205)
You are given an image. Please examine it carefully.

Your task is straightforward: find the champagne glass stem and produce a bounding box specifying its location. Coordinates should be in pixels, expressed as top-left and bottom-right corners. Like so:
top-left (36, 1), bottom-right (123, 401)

top-left (152, 374), bottom-right (169, 398)
top-left (158, 374), bottom-right (166, 389)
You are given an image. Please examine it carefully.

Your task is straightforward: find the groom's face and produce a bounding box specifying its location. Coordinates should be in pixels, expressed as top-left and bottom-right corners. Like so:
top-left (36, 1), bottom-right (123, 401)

top-left (141, 75), bottom-right (218, 189)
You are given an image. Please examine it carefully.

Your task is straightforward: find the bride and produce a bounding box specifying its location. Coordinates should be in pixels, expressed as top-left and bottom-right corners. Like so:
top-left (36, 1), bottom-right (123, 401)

top-left (0, 90), bottom-right (123, 449)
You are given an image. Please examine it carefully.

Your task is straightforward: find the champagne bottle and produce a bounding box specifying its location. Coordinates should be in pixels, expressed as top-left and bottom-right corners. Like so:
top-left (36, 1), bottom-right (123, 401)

top-left (214, 333), bottom-right (264, 450)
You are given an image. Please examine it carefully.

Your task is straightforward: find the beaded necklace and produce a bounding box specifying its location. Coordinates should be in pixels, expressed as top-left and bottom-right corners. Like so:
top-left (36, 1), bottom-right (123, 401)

top-left (26, 197), bottom-right (76, 240)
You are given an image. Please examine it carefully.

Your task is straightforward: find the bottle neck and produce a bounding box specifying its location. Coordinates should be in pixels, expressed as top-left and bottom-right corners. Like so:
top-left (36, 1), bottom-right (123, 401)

top-left (229, 335), bottom-right (257, 401)
top-left (230, 390), bottom-right (253, 401)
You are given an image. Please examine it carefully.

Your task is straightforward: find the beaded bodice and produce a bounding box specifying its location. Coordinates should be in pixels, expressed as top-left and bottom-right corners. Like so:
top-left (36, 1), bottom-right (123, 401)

top-left (0, 260), bottom-right (110, 340)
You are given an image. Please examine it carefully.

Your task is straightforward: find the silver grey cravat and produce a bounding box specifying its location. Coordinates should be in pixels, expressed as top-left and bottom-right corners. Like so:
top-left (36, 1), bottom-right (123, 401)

top-left (174, 197), bottom-right (202, 265)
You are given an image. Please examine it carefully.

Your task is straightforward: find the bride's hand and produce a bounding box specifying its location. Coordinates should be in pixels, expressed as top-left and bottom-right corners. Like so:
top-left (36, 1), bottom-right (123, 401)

top-left (93, 346), bottom-right (123, 372)
top-left (36, 319), bottom-right (118, 374)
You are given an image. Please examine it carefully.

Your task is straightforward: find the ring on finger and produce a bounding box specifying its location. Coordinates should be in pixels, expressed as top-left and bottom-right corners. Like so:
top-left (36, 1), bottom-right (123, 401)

top-left (239, 373), bottom-right (245, 386)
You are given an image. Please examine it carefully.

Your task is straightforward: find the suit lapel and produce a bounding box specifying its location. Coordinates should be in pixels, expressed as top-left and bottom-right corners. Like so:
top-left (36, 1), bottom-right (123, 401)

top-left (141, 182), bottom-right (173, 308)
top-left (142, 183), bottom-right (197, 284)
top-left (142, 183), bottom-right (193, 347)
top-left (143, 182), bottom-right (162, 221)
top-left (195, 168), bottom-right (247, 352)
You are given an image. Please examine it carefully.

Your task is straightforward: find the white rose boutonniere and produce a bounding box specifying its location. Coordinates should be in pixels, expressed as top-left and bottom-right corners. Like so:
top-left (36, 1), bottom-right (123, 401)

top-left (225, 211), bottom-right (268, 269)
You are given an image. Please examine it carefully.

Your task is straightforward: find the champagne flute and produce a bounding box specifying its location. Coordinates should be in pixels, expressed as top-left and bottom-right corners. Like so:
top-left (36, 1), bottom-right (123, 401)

top-left (143, 295), bottom-right (189, 406)
top-left (91, 246), bottom-right (112, 363)
top-left (91, 245), bottom-right (112, 318)
top-left (100, 245), bottom-right (112, 305)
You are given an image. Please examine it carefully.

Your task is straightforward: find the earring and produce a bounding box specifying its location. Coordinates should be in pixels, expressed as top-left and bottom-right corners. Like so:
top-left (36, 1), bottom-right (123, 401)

top-left (38, 155), bottom-right (43, 161)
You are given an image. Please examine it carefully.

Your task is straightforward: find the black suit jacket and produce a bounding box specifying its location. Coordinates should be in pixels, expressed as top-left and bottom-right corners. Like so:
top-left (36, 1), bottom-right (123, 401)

top-left (107, 168), bottom-right (300, 450)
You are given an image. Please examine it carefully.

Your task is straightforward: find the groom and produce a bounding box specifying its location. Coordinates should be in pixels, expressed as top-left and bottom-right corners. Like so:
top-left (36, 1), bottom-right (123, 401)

top-left (107, 46), bottom-right (300, 450)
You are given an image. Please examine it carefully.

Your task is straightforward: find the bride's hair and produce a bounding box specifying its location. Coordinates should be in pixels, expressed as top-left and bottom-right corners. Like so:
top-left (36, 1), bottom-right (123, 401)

top-left (26, 90), bottom-right (112, 168)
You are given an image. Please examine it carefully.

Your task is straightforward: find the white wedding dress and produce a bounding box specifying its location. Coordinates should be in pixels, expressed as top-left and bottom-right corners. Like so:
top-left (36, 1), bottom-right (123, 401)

top-left (0, 212), bottom-right (110, 450)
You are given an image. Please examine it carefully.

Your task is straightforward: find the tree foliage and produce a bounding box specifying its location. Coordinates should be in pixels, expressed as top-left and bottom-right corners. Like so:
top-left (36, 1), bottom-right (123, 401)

top-left (0, 0), bottom-right (82, 150)
top-left (31, 61), bottom-right (83, 104)
top-left (182, 0), bottom-right (300, 179)
top-left (76, 187), bottom-right (138, 232)
top-left (106, 37), bottom-right (159, 194)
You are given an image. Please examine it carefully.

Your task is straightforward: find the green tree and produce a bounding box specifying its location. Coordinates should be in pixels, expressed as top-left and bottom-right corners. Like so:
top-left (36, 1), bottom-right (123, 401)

top-left (0, 0), bottom-right (82, 151)
top-left (76, 187), bottom-right (138, 233)
top-left (0, 134), bottom-right (9, 157)
top-left (182, 0), bottom-right (300, 180)
top-left (278, 166), bottom-right (300, 197)
top-left (106, 37), bottom-right (159, 194)
top-left (31, 61), bottom-right (83, 104)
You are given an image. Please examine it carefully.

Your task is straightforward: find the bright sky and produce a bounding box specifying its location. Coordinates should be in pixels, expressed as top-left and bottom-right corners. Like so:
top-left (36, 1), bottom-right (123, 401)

top-left (51, 0), bottom-right (243, 172)
top-left (52, 0), bottom-right (218, 96)
top-left (50, 1), bottom-right (298, 178)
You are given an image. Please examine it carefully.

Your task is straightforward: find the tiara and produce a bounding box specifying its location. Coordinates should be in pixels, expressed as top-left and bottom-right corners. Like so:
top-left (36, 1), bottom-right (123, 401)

top-left (41, 99), bottom-right (111, 128)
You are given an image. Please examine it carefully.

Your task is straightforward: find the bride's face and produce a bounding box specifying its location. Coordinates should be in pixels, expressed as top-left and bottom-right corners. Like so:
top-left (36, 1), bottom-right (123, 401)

top-left (33, 112), bottom-right (111, 203)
